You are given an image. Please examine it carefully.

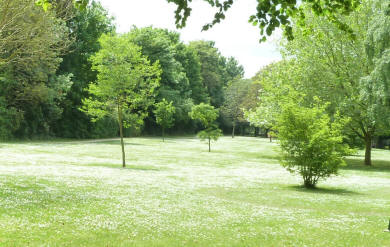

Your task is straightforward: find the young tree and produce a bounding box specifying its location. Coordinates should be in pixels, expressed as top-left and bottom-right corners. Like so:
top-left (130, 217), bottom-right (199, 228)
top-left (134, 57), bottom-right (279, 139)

top-left (189, 103), bottom-right (222, 152)
top-left (277, 101), bottom-right (350, 188)
top-left (81, 34), bottom-right (161, 167)
top-left (154, 99), bottom-right (176, 142)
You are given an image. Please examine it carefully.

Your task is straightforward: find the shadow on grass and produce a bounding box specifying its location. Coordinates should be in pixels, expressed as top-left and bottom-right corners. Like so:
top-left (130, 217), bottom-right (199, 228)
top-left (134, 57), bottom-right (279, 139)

top-left (288, 185), bottom-right (360, 196)
top-left (91, 140), bottom-right (144, 146)
top-left (7, 139), bottom-right (147, 146)
top-left (342, 158), bottom-right (390, 173)
top-left (82, 163), bottom-right (162, 171)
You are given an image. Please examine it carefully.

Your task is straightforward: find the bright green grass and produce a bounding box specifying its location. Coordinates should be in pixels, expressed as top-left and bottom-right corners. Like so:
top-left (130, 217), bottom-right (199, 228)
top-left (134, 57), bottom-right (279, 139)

top-left (0, 136), bottom-right (389, 246)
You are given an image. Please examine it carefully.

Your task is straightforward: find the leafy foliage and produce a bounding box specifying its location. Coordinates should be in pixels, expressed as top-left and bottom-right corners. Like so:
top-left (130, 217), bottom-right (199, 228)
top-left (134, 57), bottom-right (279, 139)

top-left (54, 1), bottom-right (115, 138)
top-left (82, 33), bottom-right (161, 125)
top-left (277, 102), bottom-right (350, 188)
top-left (154, 99), bottom-right (176, 141)
top-left (0, 0), bottom-right (73, 139)
top-left (221, 78), bottom-right (251, 137)
top-left (189, 103), bottom-right (222, 152)
top-left (167, 0), bottom-right (361, 42)
top-left (127, 27), bottom-right (202, 132)
top-left (189, 41), bottom-right (242, 108)
top-left (81, 33), bottom-right (161, 166)
top-left (279, 0), bottom-right (390, 165)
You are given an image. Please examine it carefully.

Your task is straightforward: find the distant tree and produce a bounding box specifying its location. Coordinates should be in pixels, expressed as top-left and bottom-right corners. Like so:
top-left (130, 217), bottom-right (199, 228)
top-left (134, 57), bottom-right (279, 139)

top-left (225, 57), bottom-right (244, 82)
top-left (240, 80), bottom-right (262, 136)
top-left (189, 41), bottom-right (225, 108)
top-left (55, 1), bottom-right (115, 138)
top-left (154, 99), bottom-right (176, 142)
top-left (174, 44), bottom-right (209, 104)
top-left (127, 27), bottom-right (195, 131)
top-left (245, 61), bottom-right (295, 142)
top-left (221, 78), bottom-right (250, 138)
top-left (81, 34), bottom-right (161, 167)
top-left (0, 0), bottom-right (73, 139)
top-left (277, 101), bottom-right (350, 188)
top-left (189, 41), bottom-right (243, 109)
top-left (189, 103), bottom-right (222, 152)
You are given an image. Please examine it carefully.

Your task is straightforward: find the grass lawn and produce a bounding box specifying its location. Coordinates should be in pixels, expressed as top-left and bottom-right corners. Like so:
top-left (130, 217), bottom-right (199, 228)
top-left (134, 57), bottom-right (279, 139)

top-left (0, 136), bottom-right (389, 246)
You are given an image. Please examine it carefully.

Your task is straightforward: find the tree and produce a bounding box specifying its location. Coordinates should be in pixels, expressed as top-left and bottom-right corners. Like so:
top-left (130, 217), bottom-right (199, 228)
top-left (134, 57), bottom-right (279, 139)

top-left (174, 43), bottom-right (209, 105)
top-left (0, 0), bottom-right (73, 139)
top-left (277, 101), bottom-right (350, 188)
top-left (127, 27), bottom-right (195, 133)
top-left (221, 78), bottom-right (250, 138)
top-left (81, 34), bottom-right (161, 167)
top-left (281, 0), bottom-right (390, 166)
top-left (245, 61), bottom-right (296, 142)
top-left (0, 0), bottom-right (68, 68)
top-left (189, 103), bottom-right (222, 152)
top-left (189, 41), bottom-right (228, 108)
top-left (359, 0), bottom-right (390, 165)
top-left (154, 99), bottom-right (176, 142)
top-left (55, 1), bottom-right (115, 138)
top-left (36, 0), bottom-right (88, 11)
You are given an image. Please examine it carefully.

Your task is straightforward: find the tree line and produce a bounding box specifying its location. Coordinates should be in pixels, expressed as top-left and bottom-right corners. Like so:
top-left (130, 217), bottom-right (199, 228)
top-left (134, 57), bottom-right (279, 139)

top-left (0, 0), bottom-right (259, 141)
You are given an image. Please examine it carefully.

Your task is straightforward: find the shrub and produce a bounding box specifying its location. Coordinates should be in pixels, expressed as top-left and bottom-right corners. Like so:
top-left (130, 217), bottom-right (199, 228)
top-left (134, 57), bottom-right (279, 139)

top-left (276, 102), bottom-right (350, 188)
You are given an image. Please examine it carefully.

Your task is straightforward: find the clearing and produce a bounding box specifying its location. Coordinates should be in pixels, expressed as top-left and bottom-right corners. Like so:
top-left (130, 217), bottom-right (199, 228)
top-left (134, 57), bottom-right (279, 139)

top-left (0, 137), bottom-right (389, 246)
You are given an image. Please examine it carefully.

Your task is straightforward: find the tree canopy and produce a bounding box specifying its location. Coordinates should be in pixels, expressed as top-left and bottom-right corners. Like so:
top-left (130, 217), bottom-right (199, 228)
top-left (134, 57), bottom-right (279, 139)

top-left (189, 103), bottom-right (222, 152)
top-left (81, 33), bottom-right (161, 167)
top-left (167, 0), bottom-right (361, 41)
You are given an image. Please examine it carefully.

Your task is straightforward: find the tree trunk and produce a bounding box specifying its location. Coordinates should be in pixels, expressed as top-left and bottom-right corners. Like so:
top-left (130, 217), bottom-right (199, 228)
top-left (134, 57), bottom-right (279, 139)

top-left (232, 121), bottom-right (235, 138)
top-left (254, 127), bottom-right (259, 137)
top-left (208, 137), bottom-right (211, 152)
top-left (162, 127), bottom-right (165, 142)
top-left (364, 134), bottom-right (372, 166)
top-left (118, 103), bottom-right (126, 168)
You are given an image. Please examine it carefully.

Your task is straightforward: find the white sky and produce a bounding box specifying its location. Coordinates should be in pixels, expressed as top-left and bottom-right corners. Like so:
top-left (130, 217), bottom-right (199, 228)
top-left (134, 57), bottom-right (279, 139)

top-left (98, 0), bottom-right (281, 78)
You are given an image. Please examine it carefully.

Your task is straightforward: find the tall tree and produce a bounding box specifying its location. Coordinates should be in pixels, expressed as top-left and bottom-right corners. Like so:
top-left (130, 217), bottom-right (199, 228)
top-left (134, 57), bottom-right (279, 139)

top-left (280, 0), bottom-right (390, 166)
top-left (0, 0), bottom-right (73, 139)
top-left (54, 1), bottom-right (115, 138)
top-left (245, 61), bottom-right (296, 141)
top-left (127, 27), bottom-right (194, 132)
top-left (81, 34), bottom-right (161, 167)
top-left (221, 78), bottom-right (251, 138)
top-left (188, 41), bottom-right (226, 108)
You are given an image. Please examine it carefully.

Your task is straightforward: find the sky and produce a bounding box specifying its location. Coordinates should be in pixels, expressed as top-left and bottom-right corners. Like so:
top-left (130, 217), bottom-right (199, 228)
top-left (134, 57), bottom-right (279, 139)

top-left (98, 0), bottom-right (282, 78)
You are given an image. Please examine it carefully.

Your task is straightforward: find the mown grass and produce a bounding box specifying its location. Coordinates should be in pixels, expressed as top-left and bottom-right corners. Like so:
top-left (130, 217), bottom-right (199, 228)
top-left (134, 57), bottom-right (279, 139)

top-left (0, 136), bottom-right (389, 246)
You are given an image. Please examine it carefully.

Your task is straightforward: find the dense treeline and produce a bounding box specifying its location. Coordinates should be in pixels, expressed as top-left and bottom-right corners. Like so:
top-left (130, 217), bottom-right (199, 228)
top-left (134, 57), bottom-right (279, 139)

top-left (0, 0), bottom-right (256, 140)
